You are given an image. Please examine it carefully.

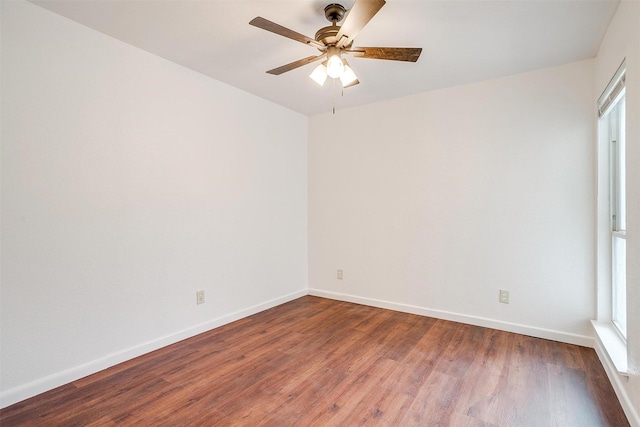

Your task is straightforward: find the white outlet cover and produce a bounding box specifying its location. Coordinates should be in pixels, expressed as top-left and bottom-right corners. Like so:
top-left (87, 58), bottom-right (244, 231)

top-left (499, 290), bottom-right (509, 303)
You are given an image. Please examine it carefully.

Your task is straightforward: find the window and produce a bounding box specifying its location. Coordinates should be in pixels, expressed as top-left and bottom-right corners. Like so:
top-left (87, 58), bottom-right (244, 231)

top-left (598, 61), bottom-right (626, 339)
top-left (609, 96), bottom-right (626, 337)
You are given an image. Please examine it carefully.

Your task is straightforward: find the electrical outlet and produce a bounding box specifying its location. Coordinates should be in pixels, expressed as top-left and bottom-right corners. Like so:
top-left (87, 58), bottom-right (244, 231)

top-left (196, 290), bottom-right (205, 305)
top-left (499, 290), bottom-right (509, 304)
top-left (337, 269), bottom-right (343, 280)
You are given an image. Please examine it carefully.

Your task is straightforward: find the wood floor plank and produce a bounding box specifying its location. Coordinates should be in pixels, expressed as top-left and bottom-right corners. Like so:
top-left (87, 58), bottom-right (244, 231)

top-left (0, 296), bottom-right (630, 426)
top-left (399, 370), bottom-right (463, 426)
top-left (337, 359), bottom-right (416, 425)
top-left (579, 346), bottom-right (631, 426)
top-left (463, 330), bottom-right (514, 426)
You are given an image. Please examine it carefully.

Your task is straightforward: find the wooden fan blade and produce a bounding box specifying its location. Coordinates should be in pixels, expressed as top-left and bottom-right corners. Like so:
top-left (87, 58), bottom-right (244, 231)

top-left (344, 79), bottom-right (360, 88)
top-left (266, 54), bottom-right (326, 75)
top-left (349, 47), bottom-right (422, 62)
top-left (250, 17), bottom-right (325, 50)
top-left (335, 0), bottom-right (386, 48)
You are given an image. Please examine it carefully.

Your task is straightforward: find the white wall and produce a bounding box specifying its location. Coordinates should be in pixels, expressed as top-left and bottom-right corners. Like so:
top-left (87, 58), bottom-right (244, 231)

top-left (309, 60), bottom-right (595, 344)
top-left (0, 0), bottom-right (307, 406)
top-left (594, 1), bottom-right (640, 423)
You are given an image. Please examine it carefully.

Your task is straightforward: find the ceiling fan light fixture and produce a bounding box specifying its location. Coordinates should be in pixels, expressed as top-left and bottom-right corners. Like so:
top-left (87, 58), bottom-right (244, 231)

top-left (250, 0), bottom-right (423, 93)
top-left (340, 63), bottom-right (358, 86)
top-left (309, 63), bottom-right (328, 86)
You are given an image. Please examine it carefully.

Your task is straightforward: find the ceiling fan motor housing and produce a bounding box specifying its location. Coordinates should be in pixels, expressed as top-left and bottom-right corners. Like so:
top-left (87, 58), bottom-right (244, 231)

top-left (315, 26), bottom-right (340, 46)
top-left (324, 4), bottom-right (346, 23)
top-left (315, 4), bottom-right (346, 47)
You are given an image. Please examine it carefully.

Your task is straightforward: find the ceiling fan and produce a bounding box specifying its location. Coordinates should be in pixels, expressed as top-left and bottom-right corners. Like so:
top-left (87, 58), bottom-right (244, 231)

top-left (249, 0), bottom-right (422, 88)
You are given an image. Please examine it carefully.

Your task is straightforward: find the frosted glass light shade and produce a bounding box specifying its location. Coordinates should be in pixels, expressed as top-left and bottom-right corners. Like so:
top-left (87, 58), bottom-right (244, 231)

top-left (326, 54), bottom-right (344, 78)
top-left (340, 64), bottom-right (357, 86)
top-left (309, 64), bottom-right (328, 86)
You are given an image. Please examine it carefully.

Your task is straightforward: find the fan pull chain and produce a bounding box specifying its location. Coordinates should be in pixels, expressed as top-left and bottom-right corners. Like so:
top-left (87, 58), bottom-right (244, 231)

top-left (332, 78), bottom-right (336, 114)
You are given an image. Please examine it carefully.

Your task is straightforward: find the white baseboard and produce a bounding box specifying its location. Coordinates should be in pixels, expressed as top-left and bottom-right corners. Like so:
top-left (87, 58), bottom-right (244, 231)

top-left (0, 289), bottom-right (307, 409)
top-left (593, 334), bottom-right (640, 427)
top-left (308, 288), bottom-right (594, 347)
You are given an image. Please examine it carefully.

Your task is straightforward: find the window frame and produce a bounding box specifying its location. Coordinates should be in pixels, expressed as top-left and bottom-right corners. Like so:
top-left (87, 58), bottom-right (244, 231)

top-left (596, 59), bottom-right (626, 341)
top-left (594, 59), bottom-right (628, 375)
top-left (607, 94), bottom-right (626, 339)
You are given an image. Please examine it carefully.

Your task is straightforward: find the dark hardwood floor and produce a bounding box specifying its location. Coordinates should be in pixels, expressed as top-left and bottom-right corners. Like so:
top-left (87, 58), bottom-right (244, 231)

top-left (0, 296), bottom-right (629, 426)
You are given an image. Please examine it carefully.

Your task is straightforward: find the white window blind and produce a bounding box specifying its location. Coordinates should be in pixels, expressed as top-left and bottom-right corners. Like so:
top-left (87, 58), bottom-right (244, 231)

top-left (598, 60), bottom-right (626, 118)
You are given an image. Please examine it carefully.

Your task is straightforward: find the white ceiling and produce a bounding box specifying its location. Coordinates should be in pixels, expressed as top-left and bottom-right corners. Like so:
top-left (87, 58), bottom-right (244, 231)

top-left (30, 0), bottom-right (619, 116)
